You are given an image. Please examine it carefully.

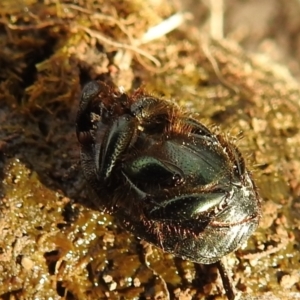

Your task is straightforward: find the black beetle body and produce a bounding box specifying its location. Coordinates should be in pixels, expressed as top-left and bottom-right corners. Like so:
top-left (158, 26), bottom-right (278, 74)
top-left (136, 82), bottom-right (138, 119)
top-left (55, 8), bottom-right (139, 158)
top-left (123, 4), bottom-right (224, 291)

top-left (76, 80), bottom-right (261, 265)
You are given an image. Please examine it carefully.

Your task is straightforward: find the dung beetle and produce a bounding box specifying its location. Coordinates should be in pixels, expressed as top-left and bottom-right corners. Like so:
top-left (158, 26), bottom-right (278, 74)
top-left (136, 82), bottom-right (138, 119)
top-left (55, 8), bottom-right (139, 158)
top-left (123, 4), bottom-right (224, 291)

top-left (76, 80), bottom-right (261, 299)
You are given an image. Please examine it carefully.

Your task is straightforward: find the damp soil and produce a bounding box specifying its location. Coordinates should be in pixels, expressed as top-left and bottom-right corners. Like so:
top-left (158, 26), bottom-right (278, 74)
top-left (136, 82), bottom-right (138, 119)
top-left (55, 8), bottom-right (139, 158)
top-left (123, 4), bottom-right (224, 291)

top-left (1, 0), bottom-right (300, 299)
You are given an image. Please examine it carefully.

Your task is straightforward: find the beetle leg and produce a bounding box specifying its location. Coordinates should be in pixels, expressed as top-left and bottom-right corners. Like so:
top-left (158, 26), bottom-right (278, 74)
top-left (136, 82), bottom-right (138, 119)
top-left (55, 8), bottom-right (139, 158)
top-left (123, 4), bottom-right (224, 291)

top-left (214, 259), bottom-right (237, 300)
top-left (123, 155), bottom-right (185, 186)
top-left (76, 81), bottom-right (108, 145)
top-left (96, 114), bottom-right (138, 180)
top-left (121, 170), bottom-right (149, 200)
top-left (147, 184), bottom-right (230, 221)
top-left (179, 117), bottom-right (214, 137)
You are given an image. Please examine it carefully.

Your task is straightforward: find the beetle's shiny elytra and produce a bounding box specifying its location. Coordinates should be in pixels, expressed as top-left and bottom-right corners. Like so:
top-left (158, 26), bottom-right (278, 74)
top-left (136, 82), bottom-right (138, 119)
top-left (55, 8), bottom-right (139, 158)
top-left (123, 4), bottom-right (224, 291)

top-left (76, 80), bottom-right (261, 265)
